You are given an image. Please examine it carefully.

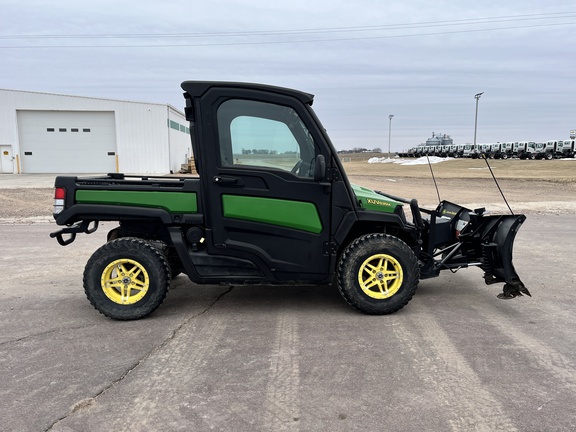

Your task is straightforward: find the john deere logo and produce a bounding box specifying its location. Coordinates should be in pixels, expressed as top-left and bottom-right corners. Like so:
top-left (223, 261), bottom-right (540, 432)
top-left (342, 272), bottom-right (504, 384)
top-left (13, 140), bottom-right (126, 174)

top-left (366, 198), bottom-right (391, 207)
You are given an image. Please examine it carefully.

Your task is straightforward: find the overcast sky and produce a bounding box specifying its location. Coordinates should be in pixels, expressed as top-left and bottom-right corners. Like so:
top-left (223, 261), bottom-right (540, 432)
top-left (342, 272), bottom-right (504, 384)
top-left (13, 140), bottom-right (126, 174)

top-left (2, 1), bottom-right (575, 152)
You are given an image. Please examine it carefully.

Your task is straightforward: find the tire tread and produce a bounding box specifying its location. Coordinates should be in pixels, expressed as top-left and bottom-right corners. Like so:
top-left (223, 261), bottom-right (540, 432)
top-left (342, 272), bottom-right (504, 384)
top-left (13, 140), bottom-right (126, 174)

top-left (83, 237), bottom-right (171, 320)
top-left (337, 233), bottom-right (419, 315)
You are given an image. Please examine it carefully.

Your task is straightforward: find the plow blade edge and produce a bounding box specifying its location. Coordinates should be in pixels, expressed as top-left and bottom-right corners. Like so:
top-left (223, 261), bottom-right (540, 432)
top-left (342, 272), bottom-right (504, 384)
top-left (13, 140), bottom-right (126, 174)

top-left (477, 214), bottom-right (531, 299)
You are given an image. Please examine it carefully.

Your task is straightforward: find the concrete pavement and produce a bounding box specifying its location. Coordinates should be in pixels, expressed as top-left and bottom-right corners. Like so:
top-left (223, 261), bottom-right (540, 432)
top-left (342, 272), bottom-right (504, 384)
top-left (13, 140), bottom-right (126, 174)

top-left (1, 215), bottom-right (576, 431)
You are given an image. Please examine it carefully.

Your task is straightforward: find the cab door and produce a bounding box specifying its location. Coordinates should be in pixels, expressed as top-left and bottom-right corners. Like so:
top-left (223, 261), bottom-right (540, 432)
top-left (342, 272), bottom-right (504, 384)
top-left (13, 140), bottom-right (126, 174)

top-left (197, 89), bottom-right (332, 282)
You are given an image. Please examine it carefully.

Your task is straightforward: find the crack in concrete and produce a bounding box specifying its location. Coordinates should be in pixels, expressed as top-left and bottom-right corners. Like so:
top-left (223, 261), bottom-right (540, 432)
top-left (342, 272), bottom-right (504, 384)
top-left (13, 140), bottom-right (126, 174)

top-left (44, 286), bottom-right (234, 431)
top-left (0, 324), bottom-right (97, 346)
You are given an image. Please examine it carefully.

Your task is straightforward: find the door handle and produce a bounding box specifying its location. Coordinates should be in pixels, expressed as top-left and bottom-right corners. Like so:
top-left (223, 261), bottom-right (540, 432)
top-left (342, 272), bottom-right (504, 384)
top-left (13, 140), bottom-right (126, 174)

top-left (213, 175), bottom-right (242, 185)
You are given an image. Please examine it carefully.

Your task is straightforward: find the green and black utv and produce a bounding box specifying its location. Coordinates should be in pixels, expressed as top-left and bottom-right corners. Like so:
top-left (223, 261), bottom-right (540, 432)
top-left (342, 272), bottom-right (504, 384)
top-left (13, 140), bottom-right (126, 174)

top-left (51, 81), bottom-right (529, 320)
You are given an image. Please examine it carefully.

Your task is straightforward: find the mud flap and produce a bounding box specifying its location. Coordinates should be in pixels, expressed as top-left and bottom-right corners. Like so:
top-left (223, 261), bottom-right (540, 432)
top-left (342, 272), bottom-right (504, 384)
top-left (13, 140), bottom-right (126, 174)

top-left (479, 215), bottom-right (531, 299)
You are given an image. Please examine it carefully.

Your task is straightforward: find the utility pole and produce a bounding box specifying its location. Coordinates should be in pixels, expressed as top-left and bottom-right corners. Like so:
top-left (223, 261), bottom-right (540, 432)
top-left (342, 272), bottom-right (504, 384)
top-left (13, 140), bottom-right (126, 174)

top-left (473, 92), bottom-right (483, 150)
top-left (388, 114), bottom-right (394, 159)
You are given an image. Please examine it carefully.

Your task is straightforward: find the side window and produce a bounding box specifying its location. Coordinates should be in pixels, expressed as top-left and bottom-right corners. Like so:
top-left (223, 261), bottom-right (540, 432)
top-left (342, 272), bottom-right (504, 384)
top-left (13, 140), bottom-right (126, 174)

top-left (217, 99), bottom-right (317, 178)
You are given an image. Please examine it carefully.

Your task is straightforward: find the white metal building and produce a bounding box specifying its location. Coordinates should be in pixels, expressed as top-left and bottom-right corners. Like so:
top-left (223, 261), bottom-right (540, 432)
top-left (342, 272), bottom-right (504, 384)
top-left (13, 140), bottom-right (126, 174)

top-left (0, 89), bottom-right (192, 174)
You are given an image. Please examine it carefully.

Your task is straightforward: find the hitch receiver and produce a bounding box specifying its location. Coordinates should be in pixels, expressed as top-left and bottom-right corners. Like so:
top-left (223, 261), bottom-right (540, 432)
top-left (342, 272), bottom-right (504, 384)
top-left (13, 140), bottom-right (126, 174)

top-left (50, 220), bottom-right (99, 246)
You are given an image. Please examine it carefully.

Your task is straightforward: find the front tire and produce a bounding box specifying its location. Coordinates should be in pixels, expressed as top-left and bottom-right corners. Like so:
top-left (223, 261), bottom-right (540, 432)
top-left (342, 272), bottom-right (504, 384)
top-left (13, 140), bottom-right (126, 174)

top-left (337, 234), bottom-right (419, 315)
top-left (83, 237), bottom-right (171, 320)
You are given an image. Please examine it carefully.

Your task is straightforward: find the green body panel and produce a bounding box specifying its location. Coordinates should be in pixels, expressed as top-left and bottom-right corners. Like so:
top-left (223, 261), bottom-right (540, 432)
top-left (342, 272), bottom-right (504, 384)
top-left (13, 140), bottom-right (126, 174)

top-left (222, 195), bottom-right (322, 233)
top-left (351, 183), bottom-right (403, 213)
top-left (75, 190), bottom-right (198, 213)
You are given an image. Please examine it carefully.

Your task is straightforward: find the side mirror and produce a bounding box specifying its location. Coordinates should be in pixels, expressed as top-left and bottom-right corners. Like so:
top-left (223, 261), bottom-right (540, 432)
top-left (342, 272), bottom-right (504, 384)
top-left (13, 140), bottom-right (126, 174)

top-left (314, 154), bottom-right (326, 182)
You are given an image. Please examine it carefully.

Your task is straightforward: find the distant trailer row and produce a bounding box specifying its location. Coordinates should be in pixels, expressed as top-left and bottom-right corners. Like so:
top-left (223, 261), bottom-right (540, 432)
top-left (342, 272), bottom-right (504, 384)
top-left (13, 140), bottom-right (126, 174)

top-left (398, 139), bottom-right (576, 160)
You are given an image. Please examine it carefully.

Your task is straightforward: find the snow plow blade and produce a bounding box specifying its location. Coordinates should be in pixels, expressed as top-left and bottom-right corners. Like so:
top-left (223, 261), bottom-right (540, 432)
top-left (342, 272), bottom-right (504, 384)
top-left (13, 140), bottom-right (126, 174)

top-left (413, 200), bottom-right (530, 300)
top-left (477, 214), bottom-right (531, 299)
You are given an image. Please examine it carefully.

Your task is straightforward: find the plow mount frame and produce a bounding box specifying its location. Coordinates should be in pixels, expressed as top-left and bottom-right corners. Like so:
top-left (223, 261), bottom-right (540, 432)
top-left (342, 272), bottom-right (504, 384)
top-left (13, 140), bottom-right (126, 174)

top-left (416, 201), bottom-right (530, 299)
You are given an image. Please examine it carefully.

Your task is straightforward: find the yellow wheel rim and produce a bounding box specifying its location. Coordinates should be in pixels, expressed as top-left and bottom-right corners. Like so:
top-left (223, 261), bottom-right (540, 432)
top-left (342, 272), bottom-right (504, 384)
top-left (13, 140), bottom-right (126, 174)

top-left (358, 254), bottom-right (403, 299)
top-left (101, 259), bottom-right (149, 305)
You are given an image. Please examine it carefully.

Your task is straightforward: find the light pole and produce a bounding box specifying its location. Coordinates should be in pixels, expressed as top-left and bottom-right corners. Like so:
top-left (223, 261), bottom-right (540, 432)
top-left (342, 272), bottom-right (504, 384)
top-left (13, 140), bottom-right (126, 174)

top-left (473, 92), bottom-right (483, 151)
top-left (388, 114), bottom-right (394, 159)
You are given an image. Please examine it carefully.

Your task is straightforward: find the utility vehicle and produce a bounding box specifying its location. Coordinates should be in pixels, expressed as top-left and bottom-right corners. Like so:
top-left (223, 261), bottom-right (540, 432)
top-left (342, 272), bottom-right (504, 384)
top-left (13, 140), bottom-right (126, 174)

top-left (51, 81), bottom-right (530, 320)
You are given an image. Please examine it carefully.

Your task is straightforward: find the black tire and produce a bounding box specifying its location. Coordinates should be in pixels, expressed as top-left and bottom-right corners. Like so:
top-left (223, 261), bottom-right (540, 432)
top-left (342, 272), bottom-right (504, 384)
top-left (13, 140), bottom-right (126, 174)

top-left (83, 237), bottom-right (171, 320)
top-left (337, 234), bottom-right (419, 315)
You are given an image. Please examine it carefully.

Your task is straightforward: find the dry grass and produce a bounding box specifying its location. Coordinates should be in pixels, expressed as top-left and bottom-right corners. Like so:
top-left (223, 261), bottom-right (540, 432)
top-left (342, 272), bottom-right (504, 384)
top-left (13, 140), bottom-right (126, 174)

top-left (341, 158), bottom-right (576, 182)
top-left (339, 156), bottom-right (576, 211)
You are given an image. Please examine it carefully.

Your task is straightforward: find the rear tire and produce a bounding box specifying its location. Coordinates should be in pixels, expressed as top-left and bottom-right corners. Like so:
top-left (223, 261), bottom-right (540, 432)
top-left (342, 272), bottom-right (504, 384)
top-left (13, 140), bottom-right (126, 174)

top-left (337, 234), bottom-right (419, 315)
top-left (83, 237), bottom-right (171, 320)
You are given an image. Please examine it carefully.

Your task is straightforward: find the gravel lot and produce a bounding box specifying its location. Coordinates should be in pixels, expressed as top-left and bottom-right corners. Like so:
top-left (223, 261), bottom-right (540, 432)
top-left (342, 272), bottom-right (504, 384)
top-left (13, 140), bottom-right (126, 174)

top-left (0, 188), bottom-right (53, 220)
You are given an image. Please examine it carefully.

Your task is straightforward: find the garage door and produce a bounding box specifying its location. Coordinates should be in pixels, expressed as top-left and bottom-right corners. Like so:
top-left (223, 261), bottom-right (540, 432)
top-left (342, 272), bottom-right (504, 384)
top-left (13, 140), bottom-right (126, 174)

top-left (17, 111), bottom-right (117, 173)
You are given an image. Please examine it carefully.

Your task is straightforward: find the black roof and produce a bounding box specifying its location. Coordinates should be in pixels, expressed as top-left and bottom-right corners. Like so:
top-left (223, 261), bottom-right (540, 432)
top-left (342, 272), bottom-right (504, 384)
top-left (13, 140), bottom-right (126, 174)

top-left (181, 81), bottom-right (314, 105)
